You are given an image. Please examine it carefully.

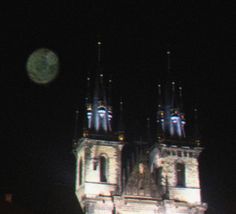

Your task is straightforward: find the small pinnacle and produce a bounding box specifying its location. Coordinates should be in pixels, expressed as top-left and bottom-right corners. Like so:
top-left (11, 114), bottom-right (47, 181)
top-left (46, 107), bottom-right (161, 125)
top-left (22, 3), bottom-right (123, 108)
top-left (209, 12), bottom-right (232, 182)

top-left (98, 41), bottom-right (102, 45)
top-left (179, 86), bottom-right (182, 90)
top-left (158, 84), bottom-right (161, 87)
top-left (100, 74), bottom-right (103, 77)
top-left (87, 77), bottom-right (90, 81)
top-left (167, 50), bottom-right (171, 55)
top-left (172, 81), bottom-right (175, 85)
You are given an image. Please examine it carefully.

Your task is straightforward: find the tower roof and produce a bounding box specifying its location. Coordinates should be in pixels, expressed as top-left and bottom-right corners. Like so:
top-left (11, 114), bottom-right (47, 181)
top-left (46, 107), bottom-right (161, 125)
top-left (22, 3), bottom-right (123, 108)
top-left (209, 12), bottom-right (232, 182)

top-left (156, 51), bottom-right (186, 142)
top-left (82, 41), bottom-right (122, 141)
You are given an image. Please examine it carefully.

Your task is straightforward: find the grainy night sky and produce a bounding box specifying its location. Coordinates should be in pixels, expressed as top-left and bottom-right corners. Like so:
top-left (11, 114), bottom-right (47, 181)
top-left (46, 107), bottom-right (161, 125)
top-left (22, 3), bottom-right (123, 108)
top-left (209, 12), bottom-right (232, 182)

top-left (0, 1), bottom-right (235, 214)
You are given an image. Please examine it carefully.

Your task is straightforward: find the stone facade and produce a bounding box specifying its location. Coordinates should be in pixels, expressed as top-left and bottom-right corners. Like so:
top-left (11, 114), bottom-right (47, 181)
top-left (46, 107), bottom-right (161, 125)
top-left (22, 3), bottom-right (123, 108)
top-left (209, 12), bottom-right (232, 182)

top-left (73, 47), bottom-right (207, 213)
top-left (75, 138), bottom-right (124, 210)
top-left (150, 144), bottom-right (203, 204)
top-left (74, 138), bottom-right (207, 213)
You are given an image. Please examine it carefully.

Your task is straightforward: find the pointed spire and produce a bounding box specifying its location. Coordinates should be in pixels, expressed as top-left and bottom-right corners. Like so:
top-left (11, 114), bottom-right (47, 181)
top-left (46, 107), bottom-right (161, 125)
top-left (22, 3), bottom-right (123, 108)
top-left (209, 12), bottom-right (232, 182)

top-left (107, 77), bottom-right (112, 106)
top-left (94, 40), bottom-right (105, 101)
top-left (167, 50), bottom-right (171, 76)
top-left (118, 98), bottom-right (125, 141)
top-left (85, 73), bottom-right (91, 104)
top-left (164, 50), bottom-right (173, 107)
top-left (160, 50), bottom-right (188, 140)
top-left (171, 81), bottom-right (176, 109)
top-left (96, 40), bottom-right (104, 83)
top-left (84, 72), bottom-right (93, 132)
top-left (178, 85), bottom-right (183, 111)
top-left (157, 83), bottom-right (162, 109)
top-left (157, 83), bottom-right (164, 142)
top-left (84, 40), bottom-right (113, 135)
top-left (97, 41), bottom-right (102, 65)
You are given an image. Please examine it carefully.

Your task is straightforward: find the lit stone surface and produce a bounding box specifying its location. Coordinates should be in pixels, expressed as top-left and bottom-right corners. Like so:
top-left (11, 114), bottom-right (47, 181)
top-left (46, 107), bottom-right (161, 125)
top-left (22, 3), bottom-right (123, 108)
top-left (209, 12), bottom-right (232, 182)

top-left (73, 48), bottom-right (207, 213)
top-left (150, 145), bottom-right (202, 204)
top-left (75, 138), bottom-right (124, 210)
top-left (74, 138), bottom-right (207, 213)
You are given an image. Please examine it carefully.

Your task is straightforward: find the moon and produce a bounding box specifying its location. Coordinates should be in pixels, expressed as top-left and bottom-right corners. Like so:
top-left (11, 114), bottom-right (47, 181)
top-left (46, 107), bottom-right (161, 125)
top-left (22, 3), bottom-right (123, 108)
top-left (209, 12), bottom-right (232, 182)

top-left (26, 48), bottom-right (59, 84)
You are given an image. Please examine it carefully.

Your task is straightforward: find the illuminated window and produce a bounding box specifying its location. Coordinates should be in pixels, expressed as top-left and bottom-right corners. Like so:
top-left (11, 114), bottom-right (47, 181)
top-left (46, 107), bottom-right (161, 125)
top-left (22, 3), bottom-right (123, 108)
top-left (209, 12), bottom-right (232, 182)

top-left (100, 156), bottom-right (107, 182)
top-left (176, 163), bottom-right (185, 187)
top-left (79, 159), bottom-right (83, 186)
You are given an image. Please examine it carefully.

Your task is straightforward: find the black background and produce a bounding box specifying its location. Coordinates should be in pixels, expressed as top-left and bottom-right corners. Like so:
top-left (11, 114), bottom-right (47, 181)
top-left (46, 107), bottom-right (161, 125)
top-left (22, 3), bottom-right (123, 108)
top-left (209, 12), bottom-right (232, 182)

top-left (0, 1), bottom-right (235, 213)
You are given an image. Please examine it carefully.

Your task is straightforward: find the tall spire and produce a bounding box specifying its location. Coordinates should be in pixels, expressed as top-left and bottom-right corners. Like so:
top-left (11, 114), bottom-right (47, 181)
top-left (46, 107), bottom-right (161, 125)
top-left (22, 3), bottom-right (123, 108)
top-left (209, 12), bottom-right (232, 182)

top-left (85, 73), bottom-right (91, 104)
top-left (97, 41), bottom-right (102, 66)
top-left (107, 77), bottom-right (113, 132)
top-left (85, 73), bottom-right (92, 132)
top-left (171, 81), bottom-right (176, 109)
top-left (157, 83), bottom-right (164, 142)
top-left (167, 50), bottom-right (171, 76)
top-left (156, 51), bottom-right (186, 141)
top-left (157, 83), bottom-right (162, 109)
top-left (118, 98), bottom-right (125, 141)
top-left (83, 40), bottom-right (113, 137)
top-left (178, 86), bottom-right (183, 111)
top-left (107, 77), bottom-right (112, 106)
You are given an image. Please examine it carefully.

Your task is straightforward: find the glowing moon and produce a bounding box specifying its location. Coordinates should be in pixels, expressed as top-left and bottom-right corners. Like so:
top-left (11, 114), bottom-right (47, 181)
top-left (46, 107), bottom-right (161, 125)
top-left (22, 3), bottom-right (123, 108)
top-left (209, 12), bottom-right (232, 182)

top-left (26, 48), bottom-right (59, 84)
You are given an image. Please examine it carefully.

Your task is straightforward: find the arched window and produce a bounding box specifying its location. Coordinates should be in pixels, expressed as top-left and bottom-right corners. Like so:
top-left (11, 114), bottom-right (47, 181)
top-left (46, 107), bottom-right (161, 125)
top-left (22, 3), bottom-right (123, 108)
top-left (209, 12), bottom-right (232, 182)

top-left (100, 156), bottom-right (107, 182)
top-left (176, 163), bottom-right (185, 187)
top-left (79, 159), bottom-right (83, 185)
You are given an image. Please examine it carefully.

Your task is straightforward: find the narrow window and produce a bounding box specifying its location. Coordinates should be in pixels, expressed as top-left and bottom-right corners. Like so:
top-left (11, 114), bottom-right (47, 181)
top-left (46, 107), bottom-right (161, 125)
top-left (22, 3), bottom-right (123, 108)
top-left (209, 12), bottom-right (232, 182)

top-left (100, 156), bottom-right (107, 182)
top-left (176, 163), bottom-right (185, 187)
top-left (79, 159), bottom-right (83, 185)
top-left (154, 167), bottom-right (162, 186)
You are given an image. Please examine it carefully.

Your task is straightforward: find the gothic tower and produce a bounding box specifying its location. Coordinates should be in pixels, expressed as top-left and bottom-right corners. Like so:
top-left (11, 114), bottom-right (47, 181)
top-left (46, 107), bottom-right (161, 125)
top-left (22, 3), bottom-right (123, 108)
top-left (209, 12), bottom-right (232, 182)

top-left (74, 41), bottom-right (124, 213)
top-left (73, 47), bottom-right (207, 213)
top-left (150, 51), bottom-right (207, 213)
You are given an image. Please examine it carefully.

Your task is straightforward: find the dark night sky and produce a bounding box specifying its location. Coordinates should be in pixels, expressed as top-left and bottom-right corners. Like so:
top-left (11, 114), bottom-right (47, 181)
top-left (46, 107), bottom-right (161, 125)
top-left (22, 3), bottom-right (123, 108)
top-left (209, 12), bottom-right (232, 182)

top-left (0, 1), bottom-right (235, 214)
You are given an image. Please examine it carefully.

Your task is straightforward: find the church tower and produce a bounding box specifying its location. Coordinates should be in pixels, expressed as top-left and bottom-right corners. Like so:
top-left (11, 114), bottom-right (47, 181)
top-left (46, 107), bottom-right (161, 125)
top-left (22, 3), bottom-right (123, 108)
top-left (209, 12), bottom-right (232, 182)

top-left (150, 51), bottom-right (207, 213)
top-left (74, 41), bottom-right (124, 213)
top-left (73, 47), bottom-right (207, 213)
